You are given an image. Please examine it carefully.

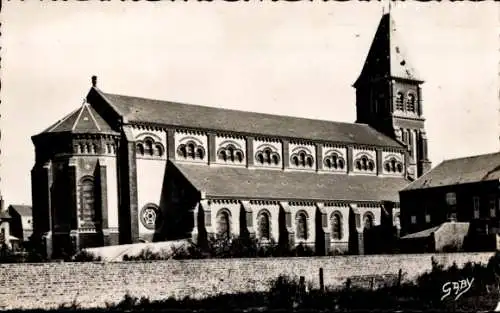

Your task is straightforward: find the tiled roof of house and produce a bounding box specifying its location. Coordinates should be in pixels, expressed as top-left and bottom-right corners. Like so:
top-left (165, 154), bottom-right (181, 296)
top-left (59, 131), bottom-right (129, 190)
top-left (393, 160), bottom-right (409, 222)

top-left (355, 13), bottom-right (422, 86)
top-left (171, 161), bottom-right (410, 202)
top-left (41, 102), bottom-right (117, 135)
top-left (8, 205), bottom-right (32, 217)
top-left (94, 89), bottom-right (404, 148)
top-left (402, 152), bottom-right (500, 191)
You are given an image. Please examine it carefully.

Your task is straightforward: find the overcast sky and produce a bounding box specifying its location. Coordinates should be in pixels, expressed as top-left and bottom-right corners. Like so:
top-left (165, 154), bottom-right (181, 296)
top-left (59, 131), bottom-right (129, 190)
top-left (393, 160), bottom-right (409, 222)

top-left (2, 1), bottom-right (498, 206)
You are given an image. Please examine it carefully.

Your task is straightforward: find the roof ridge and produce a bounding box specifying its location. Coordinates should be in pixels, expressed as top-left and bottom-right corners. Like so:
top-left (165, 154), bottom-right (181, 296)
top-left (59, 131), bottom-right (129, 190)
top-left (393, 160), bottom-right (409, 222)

top-left (84, 103), bottom-right (102, 132)
top-left (442, 151), bottom-right (500, 163)
top-left (71, 104), bottom-right (86, 132)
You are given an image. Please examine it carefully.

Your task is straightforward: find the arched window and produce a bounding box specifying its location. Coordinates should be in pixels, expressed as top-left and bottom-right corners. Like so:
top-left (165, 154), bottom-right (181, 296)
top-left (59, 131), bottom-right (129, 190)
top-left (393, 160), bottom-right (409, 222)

top-left (363, 213), bottom-right (374, 230)
top-left (187, 143), bottom-right (195, 159)
top-left (296, 212), bottom-right (308, 240)
top-left (292, 156), bottom-right (299, 167)
top-left (356, 160), bottom-right (362, 170)
top-left (325, 158), bottom-right (332, 168)
top-left (272, 154), bottom-right (279, 165)
top-left (144, 139), bottom-right (154, 156)
top-left (136, 143), bottom-right (145, 156)
top-left (236, 151), bottom-right (243, 163)
top-left (396, 92), bottom-right (404, 111)
top-left (219, 150), bottom-right (227, 162)
top-left (331, 212), bottom-right (343, 240)
top-left (154, 144), bottom-right (164, 157)
top-left (406, 93), bottom-right (416, 112)
top-left (227, 146), bottom-right (235, 161)
top-left (257, 153), bottom-right (264, 164)
top-left (258, 211), bottom-right (271, 240)
top-left (196, 147), bottom-right (205, 160)
top-left (384, 163), bottom-right (391, 172)
top-left (397, 163), bottom-right (403, 173)
top-left (79, 177), bottom-right (96, 225)
top-left (264, 149), bottom-right (271, 163)
top-left (178, 145), bottom-right (187, 158)
top-left (217, 210), bottom-right (231, 238)
top-left (368, 160), bottom-right (374, 171)
top-left (306, 156), bottom-right (314, 168)
top-left (338, 159), bottom-right (345, 169)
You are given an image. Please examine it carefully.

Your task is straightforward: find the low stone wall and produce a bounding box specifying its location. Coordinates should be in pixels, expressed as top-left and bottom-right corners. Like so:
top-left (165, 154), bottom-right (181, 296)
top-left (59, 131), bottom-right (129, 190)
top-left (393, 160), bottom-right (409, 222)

top-left (0, 252), bottom-right (494, 310)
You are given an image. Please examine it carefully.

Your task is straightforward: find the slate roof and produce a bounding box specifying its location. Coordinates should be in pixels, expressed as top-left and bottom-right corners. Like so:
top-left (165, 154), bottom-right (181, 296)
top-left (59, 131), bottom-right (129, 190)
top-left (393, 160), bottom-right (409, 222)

top-left (94, 89), bottom-right (404, 149)
top-left (41, 102), bottom-right (117, 135)
top-left (8, 205), bottom-right (32, 217)
top-left (401, 222), bottom-right (470, 240)
top-left (355, 13), bottom-right (422, 86)
top-left (403, 152), bottom-right (500, 191)
top-left (171, 161), bottom-right (410, 202)
top-left (400, 226), bottom-right (439, 239)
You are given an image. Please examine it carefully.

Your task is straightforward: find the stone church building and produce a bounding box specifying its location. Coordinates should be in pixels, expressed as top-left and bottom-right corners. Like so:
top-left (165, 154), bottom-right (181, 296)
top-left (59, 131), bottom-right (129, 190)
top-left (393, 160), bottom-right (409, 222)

top-left (31, 13), bottom-right (431, 257)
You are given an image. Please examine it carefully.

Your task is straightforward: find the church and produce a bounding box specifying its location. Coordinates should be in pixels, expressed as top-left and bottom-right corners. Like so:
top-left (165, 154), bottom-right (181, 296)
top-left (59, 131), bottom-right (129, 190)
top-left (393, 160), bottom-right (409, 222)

top-left (30, 13), bottom-right (432, 258)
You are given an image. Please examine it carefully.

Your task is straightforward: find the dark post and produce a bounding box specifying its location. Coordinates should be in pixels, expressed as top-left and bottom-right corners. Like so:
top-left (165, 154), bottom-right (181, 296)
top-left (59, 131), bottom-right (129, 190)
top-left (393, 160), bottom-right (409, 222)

top-left (345, 278), bottom-right (351, 291)
top-left (319, 268), bottom-right (324, 292)
top-left (370, 276), bottom-right (375, 290)
top-left (397, 268), bottom-right (402, 288)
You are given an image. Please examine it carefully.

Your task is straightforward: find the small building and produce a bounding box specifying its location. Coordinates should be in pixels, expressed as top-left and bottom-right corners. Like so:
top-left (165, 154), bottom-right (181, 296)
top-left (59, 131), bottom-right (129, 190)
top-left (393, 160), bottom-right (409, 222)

top-left (7, 205), bottom-right (33, 243)
top-left (399, 152), bottom-right (500, 252)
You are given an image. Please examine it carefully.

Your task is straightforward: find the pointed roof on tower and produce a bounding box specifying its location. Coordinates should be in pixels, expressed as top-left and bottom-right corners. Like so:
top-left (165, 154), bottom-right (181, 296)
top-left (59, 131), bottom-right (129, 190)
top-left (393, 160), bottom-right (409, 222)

top-left (354, 12), bottom-right (423, 87)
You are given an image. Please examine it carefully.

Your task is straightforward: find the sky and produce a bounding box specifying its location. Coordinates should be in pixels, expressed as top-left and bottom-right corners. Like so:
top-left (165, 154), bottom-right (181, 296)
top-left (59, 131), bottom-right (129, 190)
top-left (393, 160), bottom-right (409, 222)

top-left (1, 1), bottom-right (498, 207)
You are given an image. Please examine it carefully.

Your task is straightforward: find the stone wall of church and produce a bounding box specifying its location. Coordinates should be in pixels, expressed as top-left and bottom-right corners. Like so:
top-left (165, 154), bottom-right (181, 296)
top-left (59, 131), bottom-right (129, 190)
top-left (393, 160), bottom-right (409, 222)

top-left (103, 156), bottom-right (119, 244)
top-left (132, 127), bottom-right (168, 241)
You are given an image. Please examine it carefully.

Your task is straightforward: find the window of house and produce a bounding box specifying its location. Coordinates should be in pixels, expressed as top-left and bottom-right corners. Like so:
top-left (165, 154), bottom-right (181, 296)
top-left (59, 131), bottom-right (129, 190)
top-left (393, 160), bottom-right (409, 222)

top-left (296, 212), bottom-right (308, 240)
top-left (331, 212), bottom-right (343, 240)
top-left (446, 192), bottom-right (457, 206)
top-left (473, 196), bottom-right (480, 219)
top-left (425, 214), bottom-right (431, 223)
top-left (490, 195), bottom-right (496, 218)
top-left (411, 215), bottom-right (417, 224)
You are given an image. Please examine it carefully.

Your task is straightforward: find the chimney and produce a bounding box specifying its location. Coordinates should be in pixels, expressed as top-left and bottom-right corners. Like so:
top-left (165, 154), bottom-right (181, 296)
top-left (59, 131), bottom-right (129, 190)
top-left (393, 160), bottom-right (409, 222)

top-left (91, 76), bottom-right (97, 88)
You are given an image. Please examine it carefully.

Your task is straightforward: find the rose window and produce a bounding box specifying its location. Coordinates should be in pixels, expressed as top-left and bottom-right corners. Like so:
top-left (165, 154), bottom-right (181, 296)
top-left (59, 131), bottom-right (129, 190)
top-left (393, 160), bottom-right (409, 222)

top-left (140, 205), bottom-right (159, 230)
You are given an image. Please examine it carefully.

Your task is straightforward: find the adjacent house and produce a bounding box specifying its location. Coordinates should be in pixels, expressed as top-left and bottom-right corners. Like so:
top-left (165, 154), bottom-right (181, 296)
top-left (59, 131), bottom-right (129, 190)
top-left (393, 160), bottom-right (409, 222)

top-left (399, 152), bottom-right (500, 252)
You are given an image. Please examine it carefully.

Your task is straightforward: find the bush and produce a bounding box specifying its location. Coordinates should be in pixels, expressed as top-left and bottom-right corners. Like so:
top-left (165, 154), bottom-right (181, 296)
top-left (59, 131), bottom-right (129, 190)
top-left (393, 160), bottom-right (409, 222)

top-left (268, 274), bottom-right (305, 309)
top-left (71, 250), bottom-right (101, 262)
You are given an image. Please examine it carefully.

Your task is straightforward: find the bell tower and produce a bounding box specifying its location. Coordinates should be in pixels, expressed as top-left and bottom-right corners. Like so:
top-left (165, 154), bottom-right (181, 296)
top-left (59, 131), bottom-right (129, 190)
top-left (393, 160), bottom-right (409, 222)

top-left (353, 12), bottom-right (431, 178)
